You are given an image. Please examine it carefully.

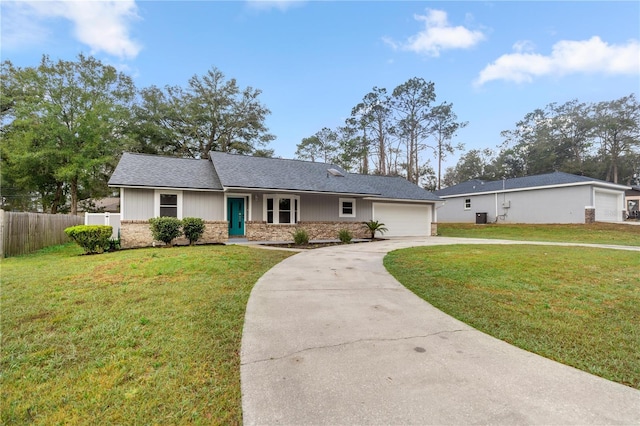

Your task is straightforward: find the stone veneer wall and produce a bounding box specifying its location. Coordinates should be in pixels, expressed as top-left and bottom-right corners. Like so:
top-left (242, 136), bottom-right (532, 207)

top-left (120, 220), bottom-right (228, 249)
top-left (430, 222), bottom-right (438, 236)
top-left (584, 207), bottom-right (595, 224)
top-left (246, 221), bottom-right (370, 241)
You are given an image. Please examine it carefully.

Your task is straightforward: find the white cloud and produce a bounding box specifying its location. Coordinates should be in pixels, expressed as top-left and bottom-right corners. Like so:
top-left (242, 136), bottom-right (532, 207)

top-left (387, 9), bottom-right (486, 57)
top-left (476, 36), bottom-right (640, 86)
top-left (245, 0), bottom-right (305, 12)
top-left (1, 1), bottom-right (51, 48)
top-left (1, 0), bottom-right (141, 59)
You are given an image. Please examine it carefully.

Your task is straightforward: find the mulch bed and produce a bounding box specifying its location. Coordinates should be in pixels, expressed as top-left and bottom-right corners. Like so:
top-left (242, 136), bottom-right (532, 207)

top-left (261, 239), bottom-right (384, 249)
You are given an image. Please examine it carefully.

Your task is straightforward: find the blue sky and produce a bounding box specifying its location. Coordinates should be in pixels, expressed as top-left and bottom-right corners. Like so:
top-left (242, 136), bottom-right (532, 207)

top-left (2, 1), bottom-right (639, 172)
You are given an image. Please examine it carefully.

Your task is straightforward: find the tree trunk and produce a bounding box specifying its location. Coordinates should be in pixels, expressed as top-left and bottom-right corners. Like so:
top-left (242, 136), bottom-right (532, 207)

top-left (50, 182), bottom-right (64, 214)
top-left (437, 140), bottom-right (443, 190)
top-left (70, 176), bottom-right (78, 216)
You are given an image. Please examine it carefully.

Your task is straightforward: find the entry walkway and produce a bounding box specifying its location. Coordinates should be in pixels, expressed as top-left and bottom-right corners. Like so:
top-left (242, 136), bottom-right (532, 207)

top-left (240, 237), bottom-right (640, 425)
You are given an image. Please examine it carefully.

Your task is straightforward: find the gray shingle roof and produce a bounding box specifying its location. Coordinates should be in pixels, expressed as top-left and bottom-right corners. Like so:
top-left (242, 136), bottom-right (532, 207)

top-left (109, 151), bottom-right (441, 202)
top-left (108, 152), bottom-right (223, 190)
top-left (435, 171), bottom-right (628, 197)
top-left (348, 173), bottom-right (442, 201)
top-left (209, 151), bottom-right (381, 195)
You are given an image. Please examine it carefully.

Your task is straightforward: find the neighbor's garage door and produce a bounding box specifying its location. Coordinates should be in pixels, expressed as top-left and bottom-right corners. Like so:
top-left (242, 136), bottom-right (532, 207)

top-left (594, 191), bottom-right (621, 222)
top-left (373, 203), bottom-right (432, 237)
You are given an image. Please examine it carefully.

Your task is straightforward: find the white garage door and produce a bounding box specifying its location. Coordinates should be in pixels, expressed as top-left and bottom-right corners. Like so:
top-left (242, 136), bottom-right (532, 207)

top-left (595, 191), bottom-right (621, 222)
top-left (373, 203), bottom-right (432, 237)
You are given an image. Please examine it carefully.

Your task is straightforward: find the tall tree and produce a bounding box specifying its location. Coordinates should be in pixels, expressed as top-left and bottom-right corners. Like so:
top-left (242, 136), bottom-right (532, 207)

top-left (499, 95), bottom-right (639, 183)
top-left (131, 67), bottom-right (274, 158)
top-left (1, 55), bottom-right (135, 214)
top-left (295, 127), bottom-right (338, 163)
top-left (592, 94), bottom-right (640, 183)
top-left (442, 148), bottom-right (496, 187)
top-left (429, 102), bottom-right (467, 189)
top-left (391, 78), bottom-right (436, 184)
top-left (333, 125), bottom-right (366, 173)
top-left (349, 87), bottom-right (395, 175)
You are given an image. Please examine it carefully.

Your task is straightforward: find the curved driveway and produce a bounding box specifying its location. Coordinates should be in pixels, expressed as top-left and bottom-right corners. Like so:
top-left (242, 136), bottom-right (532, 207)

top-left (240, 237), bottom-right (640, 425)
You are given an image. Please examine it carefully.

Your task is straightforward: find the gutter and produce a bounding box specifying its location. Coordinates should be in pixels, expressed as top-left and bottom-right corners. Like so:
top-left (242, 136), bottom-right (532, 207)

top-left (438, 181), bottom-right (631, 199)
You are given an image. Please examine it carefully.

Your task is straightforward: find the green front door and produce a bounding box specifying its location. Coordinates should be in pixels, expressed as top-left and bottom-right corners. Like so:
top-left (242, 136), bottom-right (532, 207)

top-left (227, 198), bottom-right (245, 236)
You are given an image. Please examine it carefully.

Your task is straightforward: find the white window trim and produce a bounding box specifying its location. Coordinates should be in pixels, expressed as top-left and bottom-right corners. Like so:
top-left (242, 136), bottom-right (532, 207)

top-left (154, 189), bottom-right (183, 219)
top-left (224, 193), bottom-right (252, 222)
top-left (263, 194), bottom-right (300, 224)
top-left (339, 198), bottom-right (356, 218)
top-left (464, 198), bottom-right (471, 211)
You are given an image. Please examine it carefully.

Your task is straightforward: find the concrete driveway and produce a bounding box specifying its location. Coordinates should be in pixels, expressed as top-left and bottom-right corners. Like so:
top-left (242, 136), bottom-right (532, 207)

top-left (240, 237), bottom-right (640, 425)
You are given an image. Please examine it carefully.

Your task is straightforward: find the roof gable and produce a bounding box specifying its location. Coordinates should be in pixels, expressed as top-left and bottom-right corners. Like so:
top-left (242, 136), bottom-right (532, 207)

top-left (108, 152), bottom-right (223, 190)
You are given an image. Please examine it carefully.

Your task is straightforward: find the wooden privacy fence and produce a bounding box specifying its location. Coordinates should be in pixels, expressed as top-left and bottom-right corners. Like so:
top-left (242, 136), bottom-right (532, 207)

top-left (0, 210), bottom-right (83, 258)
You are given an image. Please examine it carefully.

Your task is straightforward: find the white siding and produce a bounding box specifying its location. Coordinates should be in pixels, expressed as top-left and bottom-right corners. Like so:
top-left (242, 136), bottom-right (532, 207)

top-left (373, 203), bottom-right (432, 237)
top-left (122, 188), bottom-right (154, 220)
top-left (183, 191), bottom-right (224, 220)
top-left (300, 194), bottom-right (373, 222)
top-left (439, 186), bottom-right (594, 224)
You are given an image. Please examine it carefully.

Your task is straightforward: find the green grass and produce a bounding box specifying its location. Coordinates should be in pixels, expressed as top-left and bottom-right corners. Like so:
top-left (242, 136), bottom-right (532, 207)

top-left (438, 222), bottom-right (640, 246)
top-left (385, 244), bottom-right (640, 389)
top-left (1, 243), bottom-right (293, 425)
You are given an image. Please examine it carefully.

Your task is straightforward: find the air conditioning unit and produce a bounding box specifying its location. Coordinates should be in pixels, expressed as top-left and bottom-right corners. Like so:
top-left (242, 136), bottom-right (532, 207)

top-left (502, 200), bottom-right (511, 209)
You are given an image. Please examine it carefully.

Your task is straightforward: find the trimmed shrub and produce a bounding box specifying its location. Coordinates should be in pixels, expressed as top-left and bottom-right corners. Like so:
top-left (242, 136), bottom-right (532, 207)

top-left (149, 217), bottom-right (183, 246)
top-left (291, 228), bottom-right (310, 245)
top-left (182, 217), bottom-right (205, 245)
top-left (337, 229), bottom-right (353, 243)
top-left (65, 225), bottom-right (113, 254)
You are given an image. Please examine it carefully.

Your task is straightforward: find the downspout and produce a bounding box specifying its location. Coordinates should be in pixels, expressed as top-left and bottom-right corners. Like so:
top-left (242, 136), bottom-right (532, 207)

top-left (495, 192), bottom-right (498, 222)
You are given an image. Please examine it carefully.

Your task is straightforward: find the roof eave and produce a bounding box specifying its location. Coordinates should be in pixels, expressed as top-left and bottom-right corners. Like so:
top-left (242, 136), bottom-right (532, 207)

top-left (363, 196), bottom-right (440, 203)
top-left (108, 184), bottom-right (223, 192)
top-left (438, 181), bottom-right (630, 198)
top-left (221, 186), bottom-right (380, 197)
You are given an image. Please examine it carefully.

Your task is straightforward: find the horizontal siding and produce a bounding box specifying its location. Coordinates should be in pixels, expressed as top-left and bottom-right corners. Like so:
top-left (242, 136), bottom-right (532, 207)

top-left (505, 186), bottom-right (590, 223)
top-left (300, 194), bottom-right (372, 222)
top-left (122, 188), bottom-right (154, 220)
top-left (184, 191), bottom-right (224, 220)
top-left (438, 186), bottom-right (593, 224)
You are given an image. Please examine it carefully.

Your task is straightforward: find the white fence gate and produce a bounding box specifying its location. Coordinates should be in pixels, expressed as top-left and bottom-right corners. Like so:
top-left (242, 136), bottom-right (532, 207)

top-left (85, 213), bottom-right (121, 239)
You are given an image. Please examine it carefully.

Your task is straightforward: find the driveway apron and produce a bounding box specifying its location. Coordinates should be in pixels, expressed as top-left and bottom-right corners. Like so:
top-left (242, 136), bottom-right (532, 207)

top-left (240, 237), bottom-right (640, 425)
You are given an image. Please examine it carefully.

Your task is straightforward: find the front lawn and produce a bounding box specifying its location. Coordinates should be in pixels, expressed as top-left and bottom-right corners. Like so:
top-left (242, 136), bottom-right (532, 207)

top-left (438, 222), bottom-right (640, 246)
top-left (1, 244), bottom-right (293, 425)
top-left (385, 244), bottom-right (640, 389)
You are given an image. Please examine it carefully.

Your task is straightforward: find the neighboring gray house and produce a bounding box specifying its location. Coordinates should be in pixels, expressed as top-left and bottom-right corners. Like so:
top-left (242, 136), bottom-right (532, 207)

top-left (108, 152), bottom-right (441, 248)
top-left (626, 186), bottom-right (640, 219)
top-left (435, 172), bottom-right (629, 224)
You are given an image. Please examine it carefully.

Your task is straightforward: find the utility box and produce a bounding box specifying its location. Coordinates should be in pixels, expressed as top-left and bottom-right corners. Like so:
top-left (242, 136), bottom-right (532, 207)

top-left (476, 212), bottom-right (488, 224)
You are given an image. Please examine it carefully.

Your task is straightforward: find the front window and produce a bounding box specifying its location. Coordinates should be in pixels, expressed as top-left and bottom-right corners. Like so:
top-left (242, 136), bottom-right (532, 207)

top-left (464, 198), bottom-right (471, 210)
top-left (264, 195), bottom-right (300, 224)
top-left (279, 198), bottom-right (291, 223)
top-left (160, 194), bottom-right (178, 217)
top-left (339, 198), bottom-right (356, 218)
top-left (154, 190), bottom-right (182, 218)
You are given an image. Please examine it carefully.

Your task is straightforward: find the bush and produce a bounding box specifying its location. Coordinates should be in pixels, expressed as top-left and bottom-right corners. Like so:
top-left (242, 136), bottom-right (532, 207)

top-left (291, 228), bottom-right (310, 245)
top-left (338, 229), bottom-right (353, 243)
top-left (65, 225), bottom-right (113, 254)
top-left (149, 217), bottom-right (183, 246)
top-left (182, 217), bottom-right (206, 245)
